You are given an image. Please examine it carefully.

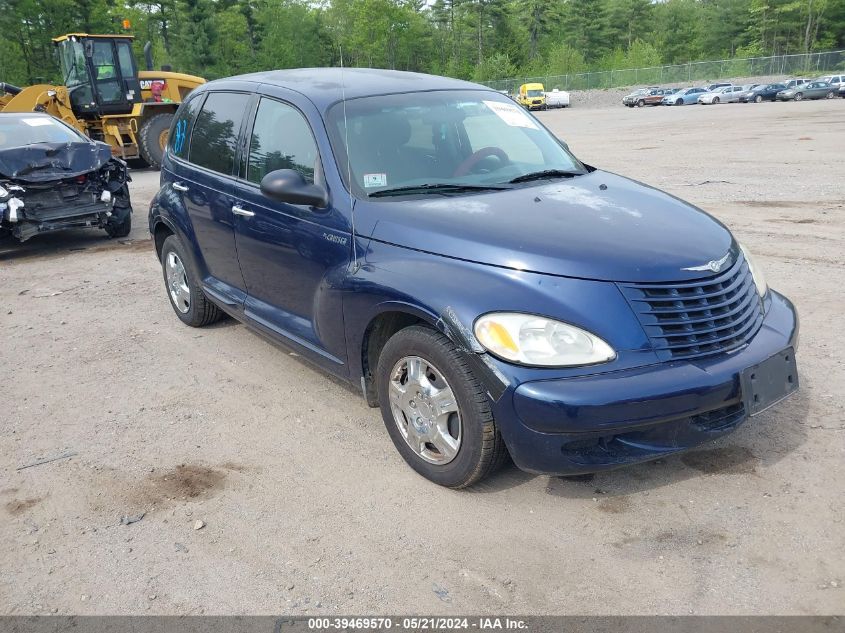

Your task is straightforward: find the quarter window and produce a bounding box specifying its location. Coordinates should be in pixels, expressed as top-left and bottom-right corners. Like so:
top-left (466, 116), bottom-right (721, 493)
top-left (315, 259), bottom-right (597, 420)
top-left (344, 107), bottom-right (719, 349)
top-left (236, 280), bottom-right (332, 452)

top-left (168, 95), bottom-right (203, 160)
top-left (246, 98), bottom-right (319, 185)
top-left (189, 92), bottom-right (251, 175)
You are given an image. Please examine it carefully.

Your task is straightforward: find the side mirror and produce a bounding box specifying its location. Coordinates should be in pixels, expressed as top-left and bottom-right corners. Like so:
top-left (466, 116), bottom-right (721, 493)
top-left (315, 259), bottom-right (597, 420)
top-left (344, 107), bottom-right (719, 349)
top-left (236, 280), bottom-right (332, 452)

top-left (260, 169), bottom-right (329, 209)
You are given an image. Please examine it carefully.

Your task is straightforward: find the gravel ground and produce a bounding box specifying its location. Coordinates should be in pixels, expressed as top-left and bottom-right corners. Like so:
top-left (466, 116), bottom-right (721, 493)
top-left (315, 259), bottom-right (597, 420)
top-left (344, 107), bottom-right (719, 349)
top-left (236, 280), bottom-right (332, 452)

top-left (1, 98), bottom-right (843, 616)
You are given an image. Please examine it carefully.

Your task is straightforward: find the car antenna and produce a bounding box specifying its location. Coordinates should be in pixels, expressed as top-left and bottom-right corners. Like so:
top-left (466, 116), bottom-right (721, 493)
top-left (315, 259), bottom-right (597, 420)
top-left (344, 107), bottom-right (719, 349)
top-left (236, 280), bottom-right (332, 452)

top-left (339, 45), bottom-right (359, 273)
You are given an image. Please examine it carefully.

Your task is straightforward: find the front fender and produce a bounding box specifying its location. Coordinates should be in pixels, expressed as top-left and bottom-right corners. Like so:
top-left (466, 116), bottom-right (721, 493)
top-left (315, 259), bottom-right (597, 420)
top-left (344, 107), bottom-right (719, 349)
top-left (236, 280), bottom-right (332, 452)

top-left (343, 240), bottom-right (659, 402)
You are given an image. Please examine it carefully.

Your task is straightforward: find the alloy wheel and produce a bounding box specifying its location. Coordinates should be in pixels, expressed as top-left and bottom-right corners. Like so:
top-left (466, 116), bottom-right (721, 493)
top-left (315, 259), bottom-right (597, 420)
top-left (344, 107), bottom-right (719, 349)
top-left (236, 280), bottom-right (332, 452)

top-left (165, 251), bottom-right (190, 313)
top-left (387, 355), bottom-right (462, 465)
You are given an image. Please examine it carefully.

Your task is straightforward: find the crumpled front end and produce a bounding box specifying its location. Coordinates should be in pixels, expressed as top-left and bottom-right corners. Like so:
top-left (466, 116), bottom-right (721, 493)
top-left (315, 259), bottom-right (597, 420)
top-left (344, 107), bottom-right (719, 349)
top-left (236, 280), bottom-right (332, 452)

top-left (0, 142), bottom-right (131, 242)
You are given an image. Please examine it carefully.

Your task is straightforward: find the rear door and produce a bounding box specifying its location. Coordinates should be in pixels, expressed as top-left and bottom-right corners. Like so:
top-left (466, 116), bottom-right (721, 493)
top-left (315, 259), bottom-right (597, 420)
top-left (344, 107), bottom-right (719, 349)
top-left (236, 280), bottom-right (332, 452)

top-left (165, 88), bottom-right (254, 305)
top-left (230, 93), bottom-right (352, 371)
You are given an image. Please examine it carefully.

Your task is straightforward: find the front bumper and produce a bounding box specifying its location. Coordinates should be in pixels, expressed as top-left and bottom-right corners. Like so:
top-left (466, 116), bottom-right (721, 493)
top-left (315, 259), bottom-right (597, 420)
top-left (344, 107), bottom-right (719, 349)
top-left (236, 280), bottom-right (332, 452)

top-left (492, 290), bottom-right (799, 475)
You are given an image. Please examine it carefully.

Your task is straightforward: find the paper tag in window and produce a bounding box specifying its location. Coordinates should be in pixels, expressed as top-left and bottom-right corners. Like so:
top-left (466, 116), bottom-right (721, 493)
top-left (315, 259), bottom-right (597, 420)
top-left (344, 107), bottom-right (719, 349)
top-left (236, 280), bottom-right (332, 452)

top-left (483, 101), bottom-right (538, 129)
top-left (363, 173), bottom-right (387, 188)
top-left (22, 118), bottom-right (53, 126)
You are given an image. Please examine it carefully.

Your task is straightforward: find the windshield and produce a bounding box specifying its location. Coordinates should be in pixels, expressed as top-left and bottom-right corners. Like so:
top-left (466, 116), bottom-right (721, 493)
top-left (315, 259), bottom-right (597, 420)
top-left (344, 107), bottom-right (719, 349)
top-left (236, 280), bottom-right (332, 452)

top-left (57, 40), bottom-right (89, 88)
top-left (526, 89), bottom-right (543, 97)
top-left (0, 116), bottom-right (87, 148)
top-left (326, 90), bottom-right (585, 198)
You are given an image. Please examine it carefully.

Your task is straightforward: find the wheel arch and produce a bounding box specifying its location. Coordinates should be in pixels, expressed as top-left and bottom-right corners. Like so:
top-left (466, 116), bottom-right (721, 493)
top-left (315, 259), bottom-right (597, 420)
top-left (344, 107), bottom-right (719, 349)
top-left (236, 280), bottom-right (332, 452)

top-left (149, 211), bottom-right (207, 279)
top-left (353, 297), bottom-right (510, 410)
top-left (152, 218), bottom-right (174, 260)
top-left (357, 303), bottom-right (439, 407)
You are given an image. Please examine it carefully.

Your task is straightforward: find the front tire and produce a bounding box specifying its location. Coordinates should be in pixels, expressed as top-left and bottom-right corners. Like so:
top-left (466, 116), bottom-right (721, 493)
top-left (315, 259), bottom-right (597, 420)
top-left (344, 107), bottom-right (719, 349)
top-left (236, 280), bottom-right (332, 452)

top-left (377, 326), bottom-right (508, 488)
top-left (637, 99), bottom-right (645, 107)
top-left (676, 99), bottom-right (683, 106)
top-left (160, 235), bottom-right (223, 327)
top-left (104, 211), bottom-right (131, 238)
top-left (139, 112), bottom-right (175, 169)
top-left (104, 184), bottom-right (132, 238)
top-left (794, 93), bottom-right (803, 101)
top-left (755, 95), bottom-right (763, 103)
top-left (826, 91), bottom-right (835, 99)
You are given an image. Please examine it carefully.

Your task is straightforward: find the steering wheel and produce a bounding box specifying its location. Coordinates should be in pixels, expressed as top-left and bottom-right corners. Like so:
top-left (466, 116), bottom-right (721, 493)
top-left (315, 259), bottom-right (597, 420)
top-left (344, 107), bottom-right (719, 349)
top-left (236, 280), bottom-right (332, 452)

top-left (453, 147), bottom-right (510, 177)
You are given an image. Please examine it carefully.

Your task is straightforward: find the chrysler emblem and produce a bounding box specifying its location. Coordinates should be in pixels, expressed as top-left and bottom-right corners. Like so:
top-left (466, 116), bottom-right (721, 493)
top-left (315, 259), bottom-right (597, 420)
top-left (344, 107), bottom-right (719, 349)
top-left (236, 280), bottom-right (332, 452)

top-left (682, 251), bottom-right (731, 273)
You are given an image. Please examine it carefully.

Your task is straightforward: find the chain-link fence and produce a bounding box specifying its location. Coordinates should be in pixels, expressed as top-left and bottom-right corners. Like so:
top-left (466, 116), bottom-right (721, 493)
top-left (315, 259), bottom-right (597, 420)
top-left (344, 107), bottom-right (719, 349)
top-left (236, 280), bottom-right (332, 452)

top-left (483, 49), bottom-right (845, 93)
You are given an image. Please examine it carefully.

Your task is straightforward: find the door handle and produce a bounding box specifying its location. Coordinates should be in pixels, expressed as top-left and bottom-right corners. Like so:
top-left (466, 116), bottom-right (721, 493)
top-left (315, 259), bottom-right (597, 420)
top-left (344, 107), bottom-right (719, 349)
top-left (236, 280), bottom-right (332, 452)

top-left (172, 182), bottom-right (189, 192)
top-left (232, 205), bottom-right (255, 217)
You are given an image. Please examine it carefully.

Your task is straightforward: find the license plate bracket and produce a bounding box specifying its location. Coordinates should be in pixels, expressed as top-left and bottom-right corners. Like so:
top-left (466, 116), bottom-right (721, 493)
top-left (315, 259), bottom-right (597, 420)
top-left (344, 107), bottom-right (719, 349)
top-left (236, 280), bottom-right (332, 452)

top-left (741, 347), bottom-right (798, 416)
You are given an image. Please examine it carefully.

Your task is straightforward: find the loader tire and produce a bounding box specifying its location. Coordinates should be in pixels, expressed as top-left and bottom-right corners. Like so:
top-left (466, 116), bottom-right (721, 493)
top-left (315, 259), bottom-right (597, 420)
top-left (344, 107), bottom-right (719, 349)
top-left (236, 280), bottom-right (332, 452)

top-left (139, 113), bottom-right (174, 170)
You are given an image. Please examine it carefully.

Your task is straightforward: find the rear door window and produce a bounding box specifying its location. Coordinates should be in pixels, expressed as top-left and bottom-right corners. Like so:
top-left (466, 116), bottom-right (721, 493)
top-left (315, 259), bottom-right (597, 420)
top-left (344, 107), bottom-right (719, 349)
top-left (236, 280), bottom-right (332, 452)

top-left (246, 98), bottom-right (319, 185)
top-left (189, 92), bottom-right (251, 176)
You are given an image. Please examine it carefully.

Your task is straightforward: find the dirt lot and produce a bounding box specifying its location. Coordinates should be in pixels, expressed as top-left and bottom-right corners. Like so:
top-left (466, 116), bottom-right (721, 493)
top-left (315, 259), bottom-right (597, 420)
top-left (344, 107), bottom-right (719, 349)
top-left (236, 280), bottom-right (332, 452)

top-left (2, 99), bottom-right (843, 616)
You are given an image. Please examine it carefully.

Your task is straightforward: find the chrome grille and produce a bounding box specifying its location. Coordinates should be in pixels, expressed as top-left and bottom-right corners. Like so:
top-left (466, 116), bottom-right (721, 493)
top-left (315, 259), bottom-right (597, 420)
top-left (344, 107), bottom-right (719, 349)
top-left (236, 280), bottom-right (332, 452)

top-left (619, 253), bottom-right (764, 360)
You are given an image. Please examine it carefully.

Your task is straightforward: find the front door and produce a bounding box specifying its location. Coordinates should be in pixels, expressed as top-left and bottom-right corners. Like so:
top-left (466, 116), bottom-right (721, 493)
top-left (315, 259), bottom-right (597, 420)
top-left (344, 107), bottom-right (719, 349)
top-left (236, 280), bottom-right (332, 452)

top-left (231, 96), bottom-right (352, 370)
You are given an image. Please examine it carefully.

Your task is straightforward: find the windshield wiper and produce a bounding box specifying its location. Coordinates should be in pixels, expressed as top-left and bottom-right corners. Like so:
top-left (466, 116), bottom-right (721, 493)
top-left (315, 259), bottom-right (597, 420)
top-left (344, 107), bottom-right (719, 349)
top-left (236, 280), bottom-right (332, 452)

top-left (368, 183), bottom-right (509, 198)
top-left (508, 169), bottom-right (581, 184)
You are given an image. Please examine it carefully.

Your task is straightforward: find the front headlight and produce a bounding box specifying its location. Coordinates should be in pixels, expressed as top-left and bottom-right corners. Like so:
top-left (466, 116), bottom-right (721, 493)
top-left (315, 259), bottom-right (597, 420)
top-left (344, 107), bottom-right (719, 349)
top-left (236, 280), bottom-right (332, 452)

top-left (739, 243), bottom-right (768, 297)
top-left (474, 313), bottom-right (616, 367)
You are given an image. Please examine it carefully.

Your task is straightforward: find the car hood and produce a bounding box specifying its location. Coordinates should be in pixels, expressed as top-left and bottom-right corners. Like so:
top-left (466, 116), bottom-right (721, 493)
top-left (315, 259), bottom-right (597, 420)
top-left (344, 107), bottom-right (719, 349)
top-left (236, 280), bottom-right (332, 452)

top-left (0, 141), bottom-right (114, 183)
top-left (355, 170), bottom-right (734, 283)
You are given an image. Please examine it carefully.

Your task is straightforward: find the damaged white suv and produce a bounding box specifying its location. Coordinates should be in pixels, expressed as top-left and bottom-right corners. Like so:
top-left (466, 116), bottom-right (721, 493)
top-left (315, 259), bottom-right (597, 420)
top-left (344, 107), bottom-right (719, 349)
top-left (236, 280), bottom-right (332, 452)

top-left (0, 112), bottom-right (132, 243)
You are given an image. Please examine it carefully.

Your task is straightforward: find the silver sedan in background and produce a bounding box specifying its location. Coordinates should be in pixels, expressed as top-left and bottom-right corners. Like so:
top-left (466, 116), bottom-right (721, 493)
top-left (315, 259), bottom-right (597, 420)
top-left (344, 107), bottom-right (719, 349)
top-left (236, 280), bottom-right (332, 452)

top-left (698, 85), bottom-right (746, 104)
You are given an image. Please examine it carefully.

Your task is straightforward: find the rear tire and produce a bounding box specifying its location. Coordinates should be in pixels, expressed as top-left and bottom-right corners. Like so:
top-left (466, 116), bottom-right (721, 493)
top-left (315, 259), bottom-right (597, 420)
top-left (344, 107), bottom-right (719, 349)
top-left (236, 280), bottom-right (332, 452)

top-left (160, 235), bottom-right (223, 327)
top-left (377, 326), bottom-right (508, 488)
top-left (139, 112), bottom-right (174, 169)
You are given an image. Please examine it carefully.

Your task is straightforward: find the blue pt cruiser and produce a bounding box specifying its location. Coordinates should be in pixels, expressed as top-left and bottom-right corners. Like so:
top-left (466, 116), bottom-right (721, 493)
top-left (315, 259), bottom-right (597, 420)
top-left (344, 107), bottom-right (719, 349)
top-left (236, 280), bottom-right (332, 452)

top-left (149, 69), bottom-right (799, 488)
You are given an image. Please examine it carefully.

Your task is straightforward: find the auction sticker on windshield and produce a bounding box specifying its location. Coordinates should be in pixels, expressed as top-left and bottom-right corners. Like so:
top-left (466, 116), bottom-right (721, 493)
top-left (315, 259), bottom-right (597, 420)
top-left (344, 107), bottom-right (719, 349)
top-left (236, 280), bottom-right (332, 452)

top-left (483, 100), bottom-right (539, 129)
top-left (364, 173), bottom-right (387, 188)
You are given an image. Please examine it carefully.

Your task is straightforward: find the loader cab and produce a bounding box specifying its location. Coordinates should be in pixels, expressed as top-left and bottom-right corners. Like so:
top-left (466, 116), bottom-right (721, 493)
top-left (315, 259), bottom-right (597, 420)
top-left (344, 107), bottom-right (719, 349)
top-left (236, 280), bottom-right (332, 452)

top-left (54, 34), bottom-right (142, 117)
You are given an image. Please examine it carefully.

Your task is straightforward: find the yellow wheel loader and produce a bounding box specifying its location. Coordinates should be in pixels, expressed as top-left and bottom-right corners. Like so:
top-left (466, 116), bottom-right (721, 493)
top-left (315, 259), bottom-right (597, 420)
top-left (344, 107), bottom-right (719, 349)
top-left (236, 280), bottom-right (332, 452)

top-left (0, 34), bottom-right (205, 168)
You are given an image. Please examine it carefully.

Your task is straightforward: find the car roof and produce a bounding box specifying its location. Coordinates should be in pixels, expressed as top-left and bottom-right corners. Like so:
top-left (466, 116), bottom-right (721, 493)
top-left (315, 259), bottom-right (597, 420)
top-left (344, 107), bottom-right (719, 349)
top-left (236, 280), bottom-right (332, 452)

top-left (216, 68), bottom-right (490, 109)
